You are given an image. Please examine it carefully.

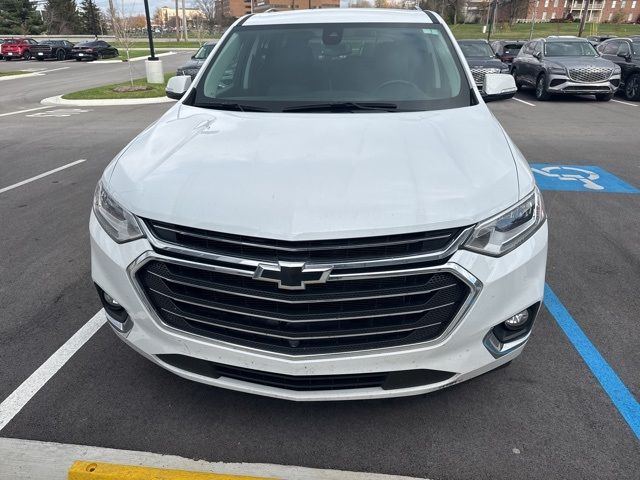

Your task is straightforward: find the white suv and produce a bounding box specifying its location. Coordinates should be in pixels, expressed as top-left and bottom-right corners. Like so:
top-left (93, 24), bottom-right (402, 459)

top-left (91, 9), bottom-right (547, 401)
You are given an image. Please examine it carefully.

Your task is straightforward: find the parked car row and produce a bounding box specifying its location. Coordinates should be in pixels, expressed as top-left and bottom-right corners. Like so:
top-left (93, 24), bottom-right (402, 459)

top-left (458, 35), bottom-right (640, 102)
top-left (0, 38), bottom-right (119, 61)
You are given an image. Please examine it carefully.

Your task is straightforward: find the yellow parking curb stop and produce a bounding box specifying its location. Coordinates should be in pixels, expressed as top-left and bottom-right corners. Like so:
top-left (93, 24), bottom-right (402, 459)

top-left (69, 461), bottom-right (276, 480)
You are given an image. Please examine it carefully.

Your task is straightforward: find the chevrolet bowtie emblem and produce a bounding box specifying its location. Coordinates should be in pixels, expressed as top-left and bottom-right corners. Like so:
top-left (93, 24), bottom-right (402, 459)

top-left (253, 261), bottom-right (333, 290)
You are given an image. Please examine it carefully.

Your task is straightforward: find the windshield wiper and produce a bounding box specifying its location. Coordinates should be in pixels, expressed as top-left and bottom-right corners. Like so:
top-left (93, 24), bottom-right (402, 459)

top-left (282, 102), bottom-right (398, 113)
top-left (195, 102), bottom-right (271, 112)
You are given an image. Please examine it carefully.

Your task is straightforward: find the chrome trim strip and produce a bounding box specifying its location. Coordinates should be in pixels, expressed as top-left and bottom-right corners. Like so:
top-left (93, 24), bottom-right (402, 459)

top-left (148, 269), bottom-right (458, 304)
top-left (162, 307), bottom-right (445, 340)
top-left (149, 286), bottom-right (456, 323)
top-left (137, 220), bottom-right (474, 271)
top-left (150, 222), bottom-right (453, 252)
top-left (126, 251), bottom-right (483, 359)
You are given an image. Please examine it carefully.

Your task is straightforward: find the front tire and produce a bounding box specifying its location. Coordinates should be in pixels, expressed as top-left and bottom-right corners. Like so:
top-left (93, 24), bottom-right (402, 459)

top-left (535, 73), bottom-right (551, 101)
top-left (595, 92), bottom-right (614, 102)
top-left (4, 57), bottom-right (11, 61)
top-left (512, 68), bottom-right (522, 91)
top-left (56, 49), bottom-right (65, 61)
top-left (22, 51), bottom-right (31, 60)
top-left (624, 73), bottom-right (640, 101)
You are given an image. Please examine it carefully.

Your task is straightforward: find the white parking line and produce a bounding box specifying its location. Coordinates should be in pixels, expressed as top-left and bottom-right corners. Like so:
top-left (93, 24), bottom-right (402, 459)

top-left (0, 159), bottom-right (86, 194)
top-left (0, 311), bottom-right (106, 432)
top-left (611, 99), bottom-right (638, 107)
top-left (0, 106), bottom-right (53, 118)
top-left (512, 97), bottom-right (536, 107)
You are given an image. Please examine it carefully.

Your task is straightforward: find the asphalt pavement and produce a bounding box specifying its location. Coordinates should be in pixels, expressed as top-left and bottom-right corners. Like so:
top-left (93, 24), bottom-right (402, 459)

top-left (0, 63), bottom-right (638, 480)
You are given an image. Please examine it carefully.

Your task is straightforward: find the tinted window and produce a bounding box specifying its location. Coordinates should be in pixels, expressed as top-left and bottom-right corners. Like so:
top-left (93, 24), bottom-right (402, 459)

top-left (194, 23), bottom-right (471, 113)
top-left (503, 44), bottom-right (522, 53)
top-left (545, 41), bottom-right (597, 56)
top-left (633, 41), bottom-right (640, 55)
top-left (599, 41), bottom-right (619, 55)
top-left (617, 42), bottom-right (631, 56)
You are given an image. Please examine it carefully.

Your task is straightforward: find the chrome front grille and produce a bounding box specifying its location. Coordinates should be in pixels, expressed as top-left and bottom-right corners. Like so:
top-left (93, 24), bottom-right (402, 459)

top-left (568, 67), bottom-right (612, 83)
top-left (471, 67), bottom-right (500, 86)
top-left (133, 221), bottom-right (478, 355)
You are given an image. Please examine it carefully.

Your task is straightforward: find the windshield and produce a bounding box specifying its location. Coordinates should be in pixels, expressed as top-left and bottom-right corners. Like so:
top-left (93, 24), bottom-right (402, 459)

top-left (191, 23), bottom-right (471, 113)
top-left (193, 44), bottom-right (216, 60)
top-left (545, 41), bottom-right (597, 56)
top-left (459, 42), bottom-right (494, 58)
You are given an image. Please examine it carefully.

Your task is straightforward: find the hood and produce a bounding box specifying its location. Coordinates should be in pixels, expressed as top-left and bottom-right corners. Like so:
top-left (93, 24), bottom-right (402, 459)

top-left (545, 56), bottom-right (615, 69)
top-left (106, 104), bottom-right (521, 241)
top-left (179, 59), bottom-right (205, 70)
top-left (466, 58), bottom-right (507, 69)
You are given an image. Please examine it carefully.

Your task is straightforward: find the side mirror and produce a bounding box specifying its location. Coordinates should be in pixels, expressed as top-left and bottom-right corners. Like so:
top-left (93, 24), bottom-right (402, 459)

top-left (618, 53), bottom-right (631, 61)
top-left (191, 54), bottom-right (196, 59)
top-left (483, 73), bottom-right (517, 102)
top-left (533, 51), bottom-right (542, 60)
top-left (166, 75), bottom-right (192, 100)
top-left (496, 52), bottom-right (501, 59)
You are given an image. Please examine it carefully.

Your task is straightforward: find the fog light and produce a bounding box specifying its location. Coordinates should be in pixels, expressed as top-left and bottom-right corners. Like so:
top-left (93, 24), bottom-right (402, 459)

top-left (103, 292), bottom-right (122, 309)
top-left (504, 310), bottom-right (529, 330)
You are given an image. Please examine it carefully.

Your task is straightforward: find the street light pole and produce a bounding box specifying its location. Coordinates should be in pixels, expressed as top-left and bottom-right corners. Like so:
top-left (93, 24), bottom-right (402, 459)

top-left (142, 0), bottom-right (157, 60)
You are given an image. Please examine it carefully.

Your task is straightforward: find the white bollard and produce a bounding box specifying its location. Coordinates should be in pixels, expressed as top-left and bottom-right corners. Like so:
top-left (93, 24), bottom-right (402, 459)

top-left (145, 59), bottom-right (164, 84)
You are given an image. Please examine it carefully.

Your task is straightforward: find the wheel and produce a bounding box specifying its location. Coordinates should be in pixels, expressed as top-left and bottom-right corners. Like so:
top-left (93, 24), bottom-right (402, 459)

top-left (56, 49), bottom-right (65, 61)
top-left (4, 57), bottom-right (11, 61)
top-left (96, 52), bottom-right (103, 60)
top-left (22, 51), bottom-right (31, 60)
top-left (511, 68), bottom-right (522, 91)
top-left (595, 92), bottom-right (614, 102)
top-left (624, 73), bottom-right (640, 101)
top-left (113, 49), bottom-right (119, 57)
top-left (535, 73), bottom-right (551, 101)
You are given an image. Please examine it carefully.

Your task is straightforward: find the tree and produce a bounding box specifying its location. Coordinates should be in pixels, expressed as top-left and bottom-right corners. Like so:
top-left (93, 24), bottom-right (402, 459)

top-left (194, 0), bottom-right (215, 31)
top-left (0, 0), bottom-right (44, 35)
top-left (44, 0), bottom-right (81, 34)
top-left (78, 0), bottom-right (103, 36)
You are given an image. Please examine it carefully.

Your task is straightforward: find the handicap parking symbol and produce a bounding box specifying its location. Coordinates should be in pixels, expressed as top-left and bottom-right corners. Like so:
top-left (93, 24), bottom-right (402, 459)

top-left (531, 164), bottom-right (639, 194)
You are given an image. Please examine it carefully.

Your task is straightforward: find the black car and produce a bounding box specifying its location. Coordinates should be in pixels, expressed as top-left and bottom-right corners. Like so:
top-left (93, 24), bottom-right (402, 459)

top-left (491, 40), bottom-right (525, 64)
top-left (597, 37), bottom-right (640, 100)
top-left (512, 36), bottom-right (620, 101)
top-left (457, 39), bottom-right (510, 92)
top-left (31, 40), bottom-right (75, 61)
top-left (177, 41), bottom-right (217, 79)
top-left (71, 40), bottom-right (119, 61)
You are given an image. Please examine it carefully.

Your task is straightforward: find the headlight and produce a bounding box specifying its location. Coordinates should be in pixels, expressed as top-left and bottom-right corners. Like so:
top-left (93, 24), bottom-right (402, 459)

top-left (93, 181), bottom-right (144, 243)
top-left (548, 65), bottom-right (566, 75)
top-left (500, 66), bottom-right (510, 73)
top-left (463, 187), bottom-right (545, 257)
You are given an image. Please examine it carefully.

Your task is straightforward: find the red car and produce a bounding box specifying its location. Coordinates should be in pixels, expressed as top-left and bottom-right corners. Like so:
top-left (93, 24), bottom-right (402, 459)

top-left (1, 38), bottom-right (38, 61)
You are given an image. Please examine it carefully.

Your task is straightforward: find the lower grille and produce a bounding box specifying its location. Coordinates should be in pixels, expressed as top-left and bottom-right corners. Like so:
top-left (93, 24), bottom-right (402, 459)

top-left (136, 259), bottom-right (472, 355)
top-left (568, 67), bottom-right (612, 83)
top-left (157, 354), bottom-right (456, 391)
top-left (471, 67), bottom-right (500, 86)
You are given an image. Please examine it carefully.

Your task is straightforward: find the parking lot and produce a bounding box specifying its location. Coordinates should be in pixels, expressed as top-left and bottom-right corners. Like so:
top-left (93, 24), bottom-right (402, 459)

top-left (0, 53), bottom-right (639, 479)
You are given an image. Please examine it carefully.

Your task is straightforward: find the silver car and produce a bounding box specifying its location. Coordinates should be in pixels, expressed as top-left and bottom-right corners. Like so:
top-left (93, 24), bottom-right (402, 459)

top-left (512, 36), bottom-right (621, 101)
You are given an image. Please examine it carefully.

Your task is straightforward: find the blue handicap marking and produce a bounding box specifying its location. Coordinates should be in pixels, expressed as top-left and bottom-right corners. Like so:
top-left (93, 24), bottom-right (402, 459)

top-left (531, 164), bottom-right (639, 193)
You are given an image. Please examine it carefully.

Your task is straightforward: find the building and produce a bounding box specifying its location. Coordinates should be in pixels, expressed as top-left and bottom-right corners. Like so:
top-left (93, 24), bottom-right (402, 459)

top-left (158, 6), bottom-right (205, 27)
top-left (525, 0), bottom-right (640, 23)
top-left (221, 0), bottom-right (340, 19)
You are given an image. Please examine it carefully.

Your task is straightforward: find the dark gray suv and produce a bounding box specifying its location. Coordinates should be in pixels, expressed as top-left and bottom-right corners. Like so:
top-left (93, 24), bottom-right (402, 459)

top-left (512, 36), bottom-right (621, 101)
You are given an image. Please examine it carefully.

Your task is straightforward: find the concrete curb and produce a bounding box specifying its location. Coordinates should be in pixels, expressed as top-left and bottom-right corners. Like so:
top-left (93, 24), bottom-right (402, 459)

top-left (0, 438), bottom-right (427, 480)
top-left (41, 95), bottom-right (175, 107)
top-left (93, 51), bottom-right (176, 64)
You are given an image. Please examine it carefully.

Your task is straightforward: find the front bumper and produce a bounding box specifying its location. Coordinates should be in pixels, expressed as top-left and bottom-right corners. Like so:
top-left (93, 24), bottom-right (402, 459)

top-left (73, 52), bottom-right (97, 60)
top-left (90, 213), bottom-right (548, 401)
top-left (547, 72), bottom-right (620, 95)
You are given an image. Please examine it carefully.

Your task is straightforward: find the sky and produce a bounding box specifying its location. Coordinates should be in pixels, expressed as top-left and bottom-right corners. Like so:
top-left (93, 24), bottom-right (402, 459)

top-left (94, 0), bottom-right (177, 16)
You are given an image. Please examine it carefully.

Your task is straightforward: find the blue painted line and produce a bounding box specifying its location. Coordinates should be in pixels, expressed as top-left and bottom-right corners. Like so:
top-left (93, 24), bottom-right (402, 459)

top-left (544, 284), bottom-right (640, 440)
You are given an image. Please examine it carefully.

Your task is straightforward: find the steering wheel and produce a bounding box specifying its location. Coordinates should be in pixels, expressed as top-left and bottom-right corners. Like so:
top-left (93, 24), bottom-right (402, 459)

top-left (376, 79), bottom-right (421, 92)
